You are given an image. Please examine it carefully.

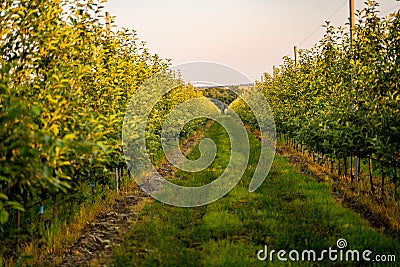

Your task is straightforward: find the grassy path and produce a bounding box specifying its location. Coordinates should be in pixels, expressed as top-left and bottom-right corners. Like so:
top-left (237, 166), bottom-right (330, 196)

top-left (114, 122), bottom-right (399, 266)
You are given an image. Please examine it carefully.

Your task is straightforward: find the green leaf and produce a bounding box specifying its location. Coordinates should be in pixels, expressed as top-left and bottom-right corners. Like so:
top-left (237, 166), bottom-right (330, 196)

top-left (0, 210), bottom-right (9, 224)
top-left (6, 102), bottom-right (24, 120)
top-left (31, 105), bottom-right (42, 116)
top-left (6, 201), bottom-right (25, 212)
top-left (63, 133), bottom-right (76, 141)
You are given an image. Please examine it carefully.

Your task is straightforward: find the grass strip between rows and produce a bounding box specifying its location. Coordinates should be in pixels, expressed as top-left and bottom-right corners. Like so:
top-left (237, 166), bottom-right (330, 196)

top-left (114, 121), bottom-right (399, 266)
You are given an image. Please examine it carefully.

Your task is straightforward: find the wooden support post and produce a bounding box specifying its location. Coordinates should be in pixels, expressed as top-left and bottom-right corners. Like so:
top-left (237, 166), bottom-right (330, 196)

top-left (90, 181), bottom-right (95, 203)
top-left (349, 0), bottom-right (355, 48)
top-left (294, 46), bottom-right (299, 66)
top-left (354, 157), bottom-right (360, 181)
top-left (106, 12), bottom-right (111, 37)
top-left (369, 157), bottom-right (374, 194)
top-left (349, 0), bottom-right (361, 180)
top-left (115, 167), bottom-right (119, 194)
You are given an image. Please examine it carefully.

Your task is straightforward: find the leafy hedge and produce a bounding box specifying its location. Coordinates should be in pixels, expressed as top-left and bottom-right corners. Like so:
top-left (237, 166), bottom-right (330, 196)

top-left (256, 1), bottom-right (399, 192)
top-left (0, 0), bottom-right (208, 227)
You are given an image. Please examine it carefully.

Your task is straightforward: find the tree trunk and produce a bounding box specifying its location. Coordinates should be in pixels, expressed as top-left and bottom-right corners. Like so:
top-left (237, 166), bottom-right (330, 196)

top-left (381, 161), bottom-right (385, 196)
top-left (17, 210), bottom-right (20, 249)
top-left (394, 163), bottom-right (398, 200)
top-left (350, 156), bottom-right (354, 183)
top-left (52, 193), bottom-right (57, 221)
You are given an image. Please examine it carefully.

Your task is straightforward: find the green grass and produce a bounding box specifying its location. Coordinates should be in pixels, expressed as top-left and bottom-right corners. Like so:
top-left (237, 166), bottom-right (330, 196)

top-left (113, 121), bottom-right (399, 266)
top-left (172, 120), bottom-right (231, 187)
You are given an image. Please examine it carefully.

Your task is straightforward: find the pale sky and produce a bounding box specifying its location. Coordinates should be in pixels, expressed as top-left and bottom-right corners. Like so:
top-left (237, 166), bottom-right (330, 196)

top-left (104, 0), bottom-right (400, 83)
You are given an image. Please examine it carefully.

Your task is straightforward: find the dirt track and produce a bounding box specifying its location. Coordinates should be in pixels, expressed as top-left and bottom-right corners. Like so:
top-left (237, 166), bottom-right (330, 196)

top-left (59, 191), bottom-right (147, 266)
top-left (57, 127), bottom-right (207, 266)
